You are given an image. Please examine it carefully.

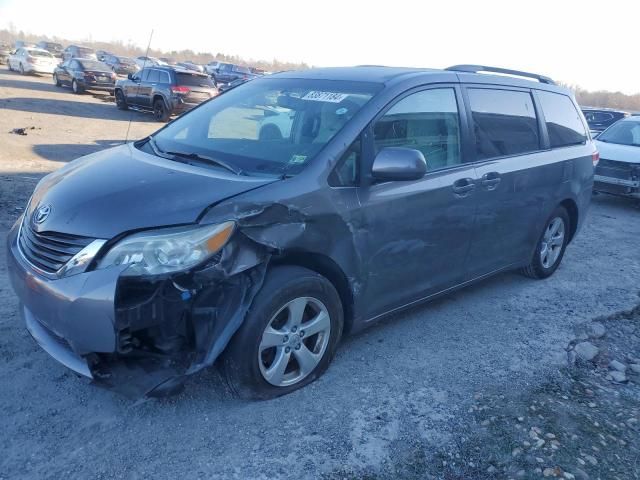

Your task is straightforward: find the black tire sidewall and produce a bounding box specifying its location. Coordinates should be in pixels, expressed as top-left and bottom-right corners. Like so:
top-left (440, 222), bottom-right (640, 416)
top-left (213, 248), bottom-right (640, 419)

top-left (530, 206), bottom-right (570, 279)
top-left (153, 99), bottom-right (169, 122)
top-left (222, 266), bottom-right (343, 400)
top-left (115, 90), bottom-right (127, 109)
top-left (72, 80), bottom-right (82, 94)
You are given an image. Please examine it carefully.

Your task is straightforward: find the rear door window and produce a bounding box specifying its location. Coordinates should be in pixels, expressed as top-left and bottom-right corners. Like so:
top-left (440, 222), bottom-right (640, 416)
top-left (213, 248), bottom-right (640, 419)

top-left (537, 91), bottom-right (587, 148)
top-left (467, 88), bottom-right (539, 160)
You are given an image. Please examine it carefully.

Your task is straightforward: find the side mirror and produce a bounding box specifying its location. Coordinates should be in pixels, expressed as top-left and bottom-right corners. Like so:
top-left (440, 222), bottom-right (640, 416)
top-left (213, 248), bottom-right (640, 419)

top-left (127, 73), bottom-right (133, 80)
top-left (371, 147), bottom-right (427, 182)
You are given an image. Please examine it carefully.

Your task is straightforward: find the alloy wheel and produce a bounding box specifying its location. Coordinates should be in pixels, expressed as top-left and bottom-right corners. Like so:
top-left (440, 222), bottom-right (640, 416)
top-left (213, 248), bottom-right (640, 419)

top-left (258, 297), bottom-right (331, 387)
top-left (540, 217), bottom-right (565, 269)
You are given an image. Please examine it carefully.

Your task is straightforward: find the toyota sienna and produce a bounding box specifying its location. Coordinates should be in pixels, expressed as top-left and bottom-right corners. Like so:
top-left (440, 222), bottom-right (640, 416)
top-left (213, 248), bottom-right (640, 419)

top-left (7, 65), bottom-right (596, 399)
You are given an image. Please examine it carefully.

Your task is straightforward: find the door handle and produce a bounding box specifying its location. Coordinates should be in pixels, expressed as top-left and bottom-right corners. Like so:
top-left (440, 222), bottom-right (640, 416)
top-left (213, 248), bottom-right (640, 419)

top-left (481, 172), bottom-right (501, 190)
top-left (452, 177), bottom-right (476, 196)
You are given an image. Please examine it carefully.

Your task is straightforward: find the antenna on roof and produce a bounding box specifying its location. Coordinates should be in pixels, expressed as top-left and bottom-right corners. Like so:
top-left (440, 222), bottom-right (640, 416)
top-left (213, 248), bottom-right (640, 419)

top-left (124, 29), bottom-right (154, 144)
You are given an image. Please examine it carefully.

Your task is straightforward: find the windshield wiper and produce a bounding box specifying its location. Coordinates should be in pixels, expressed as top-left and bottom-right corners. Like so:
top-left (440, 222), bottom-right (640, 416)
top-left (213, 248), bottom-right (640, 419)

top-left (164, 150), bottom-right (244, 176)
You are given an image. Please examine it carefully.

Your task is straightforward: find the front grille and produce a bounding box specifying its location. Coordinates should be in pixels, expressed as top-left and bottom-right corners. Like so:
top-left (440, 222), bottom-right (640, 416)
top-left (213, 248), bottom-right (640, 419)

top-left (596, 159), bottom-right (636, 180)
top-left (18, 222), bottom-right (95, 274)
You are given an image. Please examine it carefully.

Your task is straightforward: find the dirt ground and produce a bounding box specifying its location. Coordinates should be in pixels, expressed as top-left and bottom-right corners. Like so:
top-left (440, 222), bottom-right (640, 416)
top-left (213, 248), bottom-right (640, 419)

top-left (0, 68), bottom-right (639, 480)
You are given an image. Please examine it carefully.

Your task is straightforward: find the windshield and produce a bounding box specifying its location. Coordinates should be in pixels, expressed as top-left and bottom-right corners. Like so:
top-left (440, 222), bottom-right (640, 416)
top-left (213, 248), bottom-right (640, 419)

top-left (79, 60), bottom-right (110, 71)
top-left (117, 56), bottom-right (135, 65)
top-left (598, 120), bottom-right (640, 147)
top-left (152, 78), bottom-right (381, 176)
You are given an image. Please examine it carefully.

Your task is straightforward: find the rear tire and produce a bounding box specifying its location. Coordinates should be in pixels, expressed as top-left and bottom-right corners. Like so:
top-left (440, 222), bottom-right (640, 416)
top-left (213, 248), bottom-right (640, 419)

top-left (221, 266), bottom-right (343, 400)
top-left (521, 206), bottom-right (570, 279)
top-left (153, 98), bottom-right (170, 122)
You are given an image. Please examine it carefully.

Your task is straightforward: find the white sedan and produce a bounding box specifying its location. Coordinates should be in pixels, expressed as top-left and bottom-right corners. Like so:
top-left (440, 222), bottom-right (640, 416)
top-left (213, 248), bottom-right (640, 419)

top-left (8, 47), bottom-right (59, 75)
top-left (594, 115), bottom-right (640, 200)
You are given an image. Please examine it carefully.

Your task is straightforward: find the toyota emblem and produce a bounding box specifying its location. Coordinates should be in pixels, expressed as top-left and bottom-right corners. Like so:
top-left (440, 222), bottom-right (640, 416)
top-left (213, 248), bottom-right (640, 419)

top-left (34, 204), bottom-right (52, 224)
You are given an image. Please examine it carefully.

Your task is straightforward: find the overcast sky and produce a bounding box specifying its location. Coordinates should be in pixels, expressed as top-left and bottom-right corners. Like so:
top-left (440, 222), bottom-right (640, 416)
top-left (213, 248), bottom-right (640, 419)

top-left (1, 0), bottom-right (638, 94)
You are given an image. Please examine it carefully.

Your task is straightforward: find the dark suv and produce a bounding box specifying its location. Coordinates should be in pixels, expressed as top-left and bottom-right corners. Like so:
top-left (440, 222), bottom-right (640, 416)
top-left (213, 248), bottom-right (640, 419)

top-left (7, 65), bottom-right (595, 399)
top-left (114, 66), bottom-right (218, 121)
top-left (581, 108), bottom-right (629, 135)
top-left (211, 62), bottom-right (255, 85)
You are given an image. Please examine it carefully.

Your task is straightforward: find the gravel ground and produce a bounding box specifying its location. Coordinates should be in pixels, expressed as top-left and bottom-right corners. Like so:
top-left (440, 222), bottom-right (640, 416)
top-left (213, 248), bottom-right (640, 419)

top-left (1, 69), bottom-right (639, 480)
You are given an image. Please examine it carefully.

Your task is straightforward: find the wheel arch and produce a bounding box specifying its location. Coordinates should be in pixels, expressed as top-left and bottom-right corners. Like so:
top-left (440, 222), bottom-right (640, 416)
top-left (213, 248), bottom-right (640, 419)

top-left (559, 198), bottom-right (579, 243)
top-left (271, 251), bottom-right (354, 333)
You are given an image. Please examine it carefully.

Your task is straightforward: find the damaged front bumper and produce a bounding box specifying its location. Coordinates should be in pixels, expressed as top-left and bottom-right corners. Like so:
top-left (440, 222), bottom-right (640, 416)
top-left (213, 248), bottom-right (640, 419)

top-left (6, 221), bottom-right (270, 397)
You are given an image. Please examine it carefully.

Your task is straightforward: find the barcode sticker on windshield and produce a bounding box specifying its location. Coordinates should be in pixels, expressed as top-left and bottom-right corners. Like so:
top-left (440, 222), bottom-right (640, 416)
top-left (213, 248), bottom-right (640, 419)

top-left (302, 91), bottom-right (349, 103)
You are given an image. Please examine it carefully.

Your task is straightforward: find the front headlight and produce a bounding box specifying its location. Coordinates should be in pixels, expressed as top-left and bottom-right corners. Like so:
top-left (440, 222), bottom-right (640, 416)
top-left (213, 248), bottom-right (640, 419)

top-left (97, 222), bottom-right (234, 276)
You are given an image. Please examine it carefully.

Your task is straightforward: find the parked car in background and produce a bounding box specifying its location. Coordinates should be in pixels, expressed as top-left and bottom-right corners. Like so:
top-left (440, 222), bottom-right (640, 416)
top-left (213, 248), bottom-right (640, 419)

top-left (594, 115), bottom-right (640, 200)
top-left (114, 66), bottom-right (218, 121)
top-left (8, 47), bottom-right (59, 75)
top-left (7, 65), bottom-right (595, 399)
top-left (582, 107), bottom-right (629, 136)
top-left (211, 63), bottom-right (255, 85)
top-left (0, 42), bottom-right (11, 64)
top-left (96, 50), bottom-right (113, 62)
top-left (14, 40), bottom-right (37, 50)
top-left (102, 55), bottom-right (139, 76)
top-left (218, 76), bottom-right (252, 93)
top-left (158, 57), bottom-right (177, 65)
top-left (62, 45), bottom-right (98, 62)
top-left (53, 58), bottom-right (116, 94)
top-left (176, 61), bottom-right (204, 73)
top-left (204, 61), bottom-right (221, 75)
top-left (36, 41), bottom-right (63, 58)
top-left (134, 56), bottom-right (166, 69)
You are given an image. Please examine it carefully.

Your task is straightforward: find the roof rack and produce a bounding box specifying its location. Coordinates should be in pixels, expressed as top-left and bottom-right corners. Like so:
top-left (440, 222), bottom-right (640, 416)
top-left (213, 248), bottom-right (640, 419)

top-left (445, 65), bottom-right (555, 85)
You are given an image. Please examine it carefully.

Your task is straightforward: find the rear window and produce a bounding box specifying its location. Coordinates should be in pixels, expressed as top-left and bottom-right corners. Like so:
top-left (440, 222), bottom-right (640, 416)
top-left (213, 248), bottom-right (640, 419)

top-left (233, 66), bottom-right (251, 74)
top-left (468, 88), bottom-right (540, 160)
top-left (118, 57), bottom-right (135, 65)
top-left (79, 60), bottom-right (110, 71)
top-left (176, 73), bottom-right (215, 88)
top-left (78, 47), bottom-right (95, 57)
top-left (538, 91), bottom-right (587, 148)
top-left (28, 49), bottom-right (53, 58)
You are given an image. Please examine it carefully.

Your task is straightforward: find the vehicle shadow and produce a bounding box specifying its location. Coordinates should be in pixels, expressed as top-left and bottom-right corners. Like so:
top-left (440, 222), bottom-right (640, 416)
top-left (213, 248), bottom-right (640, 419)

top-left (32, 140), bottom-right (126, 162)
top-left (0, 96), bottom-right (134, 120)
top-left (0, 75), bottom-right (60, 94)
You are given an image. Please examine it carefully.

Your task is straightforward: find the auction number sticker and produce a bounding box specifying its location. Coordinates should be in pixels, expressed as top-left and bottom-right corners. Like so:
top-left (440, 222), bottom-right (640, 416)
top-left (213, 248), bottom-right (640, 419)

top-left (302, 91), bottom-right (349, 103)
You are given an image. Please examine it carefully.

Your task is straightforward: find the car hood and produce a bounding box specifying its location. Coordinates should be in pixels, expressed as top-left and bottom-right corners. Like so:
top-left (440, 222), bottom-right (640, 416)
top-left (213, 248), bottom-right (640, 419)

top-left (595, 140), bottom-right (640, 164)
top-left (27, 143), bottom-right (279, 239)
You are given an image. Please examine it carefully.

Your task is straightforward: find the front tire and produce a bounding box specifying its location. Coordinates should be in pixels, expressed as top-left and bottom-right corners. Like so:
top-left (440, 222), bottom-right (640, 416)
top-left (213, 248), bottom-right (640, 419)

top-left (19, 63), bottom-right (25, 75)
top-left (115, 89), bottom-right (128, 110)
top-left (221, 266), bottom-right (343, 400)
top-left (53, 73), bottom-right (61, 87)
top-left (521, 206), bottom-right (570, 279)
top-left (71, 79), bottom-right (83, 94)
